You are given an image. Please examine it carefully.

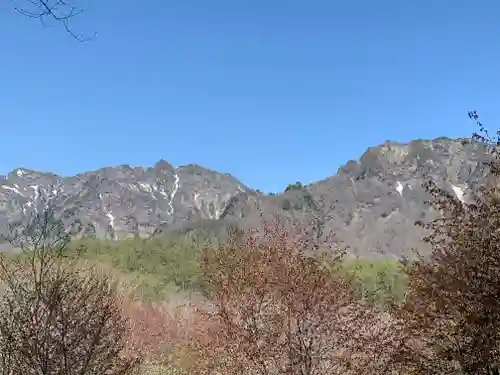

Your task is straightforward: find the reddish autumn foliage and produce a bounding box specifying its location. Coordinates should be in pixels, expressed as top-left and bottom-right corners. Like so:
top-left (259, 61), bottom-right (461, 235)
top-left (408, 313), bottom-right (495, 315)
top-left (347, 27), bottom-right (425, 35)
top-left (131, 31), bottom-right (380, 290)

top-left (385, 114), bottom-right (500, 375)
top-left (188, 216), bottom-right (388, 375)
top-left (119, 295), bottom-right (208, 365)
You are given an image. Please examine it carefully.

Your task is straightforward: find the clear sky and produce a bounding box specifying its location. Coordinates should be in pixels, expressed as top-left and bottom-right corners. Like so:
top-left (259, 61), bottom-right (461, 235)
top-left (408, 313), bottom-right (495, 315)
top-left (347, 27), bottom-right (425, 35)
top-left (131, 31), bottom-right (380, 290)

top-left (1, 0), bottom-right (499, 193)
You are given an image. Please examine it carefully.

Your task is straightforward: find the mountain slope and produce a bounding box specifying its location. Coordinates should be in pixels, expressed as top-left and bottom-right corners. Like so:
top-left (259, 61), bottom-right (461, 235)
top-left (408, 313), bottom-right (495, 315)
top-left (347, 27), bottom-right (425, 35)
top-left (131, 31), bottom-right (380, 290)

top-left (0, 137), bottom-right (492, 258)
top-left (0, 160), bottom-right (248, 241)
top-left (221, 137), bottom-right (492, 258)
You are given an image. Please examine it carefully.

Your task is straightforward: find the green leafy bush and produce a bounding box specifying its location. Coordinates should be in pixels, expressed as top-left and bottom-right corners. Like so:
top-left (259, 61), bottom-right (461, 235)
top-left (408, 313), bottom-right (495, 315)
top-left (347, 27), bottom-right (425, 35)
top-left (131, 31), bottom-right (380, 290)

top-left (340, 258), bottom-right (408, 307)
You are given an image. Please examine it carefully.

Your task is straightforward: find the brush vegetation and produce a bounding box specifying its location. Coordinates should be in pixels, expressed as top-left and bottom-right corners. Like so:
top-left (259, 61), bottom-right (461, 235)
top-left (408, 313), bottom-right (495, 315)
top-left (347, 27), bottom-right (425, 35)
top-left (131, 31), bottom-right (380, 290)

top-left (0, 112), bottom-right (498, 375)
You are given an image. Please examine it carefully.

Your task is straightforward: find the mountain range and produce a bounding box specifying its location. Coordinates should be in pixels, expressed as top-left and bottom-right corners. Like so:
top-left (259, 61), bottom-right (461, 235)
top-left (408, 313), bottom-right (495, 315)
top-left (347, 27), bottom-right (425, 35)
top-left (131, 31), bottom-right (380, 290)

top-left (0, 137), bottom-right (491, 258)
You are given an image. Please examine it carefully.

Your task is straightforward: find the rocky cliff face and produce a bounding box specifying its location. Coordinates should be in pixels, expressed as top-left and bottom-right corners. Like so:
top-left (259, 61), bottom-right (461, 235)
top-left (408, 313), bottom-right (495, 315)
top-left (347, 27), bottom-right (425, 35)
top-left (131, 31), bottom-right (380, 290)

top-left (221, 137), bottom-right (492, 258)
top-left (0, 160), bottom-right (248, 241)
top-left (0, 137), bottom-right (492, 258)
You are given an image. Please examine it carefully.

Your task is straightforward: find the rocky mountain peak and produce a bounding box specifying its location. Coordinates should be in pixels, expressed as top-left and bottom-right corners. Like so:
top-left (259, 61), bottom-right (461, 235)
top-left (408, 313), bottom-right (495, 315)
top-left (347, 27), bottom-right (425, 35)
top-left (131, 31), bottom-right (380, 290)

top-left (220, 136), bottom-right (494, 258)
top-left (0, 136), bottom-right (494, 258)
top-left (154, 159), bottom-right (174, 173)
top-left (0, 161), bottom-right (249, 242)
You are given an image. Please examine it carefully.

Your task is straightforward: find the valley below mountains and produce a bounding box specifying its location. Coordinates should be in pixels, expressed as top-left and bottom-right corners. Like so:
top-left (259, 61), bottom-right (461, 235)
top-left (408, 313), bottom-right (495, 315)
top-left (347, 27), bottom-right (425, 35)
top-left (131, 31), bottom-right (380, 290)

top-left (0, 137), bottom-right (492, 258)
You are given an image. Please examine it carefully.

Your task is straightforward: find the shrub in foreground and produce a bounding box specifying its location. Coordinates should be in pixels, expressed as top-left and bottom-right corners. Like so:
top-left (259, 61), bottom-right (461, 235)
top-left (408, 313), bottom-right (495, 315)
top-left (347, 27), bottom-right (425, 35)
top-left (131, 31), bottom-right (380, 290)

top-left (385, 114), bottom-right (500, 375)
top-left (0, 210), bottom-right (141, 375)
top-left (189, 217), bottom-right (390, 375)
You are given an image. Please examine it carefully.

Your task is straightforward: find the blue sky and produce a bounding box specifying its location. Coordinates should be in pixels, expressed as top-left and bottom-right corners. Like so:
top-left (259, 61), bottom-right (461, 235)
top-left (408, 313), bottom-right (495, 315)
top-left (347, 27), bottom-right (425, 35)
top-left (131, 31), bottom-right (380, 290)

top-left (1, 0), bottom-right (499, 193)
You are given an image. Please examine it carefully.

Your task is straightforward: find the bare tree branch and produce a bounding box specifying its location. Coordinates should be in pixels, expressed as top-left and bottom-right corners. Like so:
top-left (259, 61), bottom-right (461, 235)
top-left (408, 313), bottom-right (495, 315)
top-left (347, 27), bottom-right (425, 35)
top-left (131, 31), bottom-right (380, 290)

top-left (10, 0), bottom-right (95, 41)
top-left (0, 208), bottom-right (140, 374)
